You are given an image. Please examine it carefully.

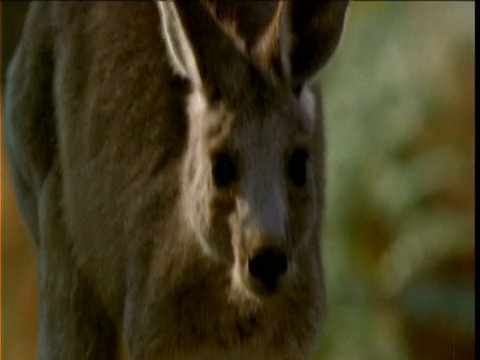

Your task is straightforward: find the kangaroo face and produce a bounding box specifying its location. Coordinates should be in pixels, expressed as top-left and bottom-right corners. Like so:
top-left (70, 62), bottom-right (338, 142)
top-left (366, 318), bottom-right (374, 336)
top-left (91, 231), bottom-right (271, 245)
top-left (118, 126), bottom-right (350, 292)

top-left (182, 72), bottom-right (318, 296)
top-left (227, 90), bottom-right (317, 297)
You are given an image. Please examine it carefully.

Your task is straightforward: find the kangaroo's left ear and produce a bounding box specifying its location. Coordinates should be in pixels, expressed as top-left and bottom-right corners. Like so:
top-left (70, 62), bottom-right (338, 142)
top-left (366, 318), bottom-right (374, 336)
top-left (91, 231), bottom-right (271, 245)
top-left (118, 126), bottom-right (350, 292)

top-left (280, 1), bottom-right (350, 94)
top-left (280, 0), bottom-right (349, 91)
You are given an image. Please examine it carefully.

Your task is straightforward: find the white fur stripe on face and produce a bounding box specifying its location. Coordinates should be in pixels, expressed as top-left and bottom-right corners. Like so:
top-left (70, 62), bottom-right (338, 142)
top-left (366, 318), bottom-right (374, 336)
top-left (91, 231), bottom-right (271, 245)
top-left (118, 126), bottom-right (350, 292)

top-left (299, 86), bottom-right (315, 135)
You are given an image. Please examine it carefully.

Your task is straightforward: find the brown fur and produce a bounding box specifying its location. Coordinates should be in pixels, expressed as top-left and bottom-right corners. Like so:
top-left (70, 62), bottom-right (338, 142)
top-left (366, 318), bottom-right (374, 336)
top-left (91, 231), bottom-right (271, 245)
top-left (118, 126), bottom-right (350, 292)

top-left (3, 1), bottom-right (349, 359)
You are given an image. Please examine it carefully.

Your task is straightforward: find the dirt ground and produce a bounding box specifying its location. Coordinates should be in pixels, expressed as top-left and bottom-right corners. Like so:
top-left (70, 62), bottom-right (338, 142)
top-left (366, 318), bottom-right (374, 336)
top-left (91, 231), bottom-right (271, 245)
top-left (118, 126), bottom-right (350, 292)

top-left (2, 149), bottom-right (39, 359)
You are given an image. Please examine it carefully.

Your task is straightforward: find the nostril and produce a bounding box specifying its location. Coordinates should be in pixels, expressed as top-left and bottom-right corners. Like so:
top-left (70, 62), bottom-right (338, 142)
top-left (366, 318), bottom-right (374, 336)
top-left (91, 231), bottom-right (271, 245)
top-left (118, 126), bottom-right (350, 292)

top-left (248, 248), bottom-right (288, 290)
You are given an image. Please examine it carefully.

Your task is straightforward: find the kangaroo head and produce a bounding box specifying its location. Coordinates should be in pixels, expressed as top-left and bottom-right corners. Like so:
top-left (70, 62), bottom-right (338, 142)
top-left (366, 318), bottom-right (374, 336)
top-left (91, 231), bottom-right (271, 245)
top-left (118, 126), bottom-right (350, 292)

top-left (158, 1), bottom-right (349, 297)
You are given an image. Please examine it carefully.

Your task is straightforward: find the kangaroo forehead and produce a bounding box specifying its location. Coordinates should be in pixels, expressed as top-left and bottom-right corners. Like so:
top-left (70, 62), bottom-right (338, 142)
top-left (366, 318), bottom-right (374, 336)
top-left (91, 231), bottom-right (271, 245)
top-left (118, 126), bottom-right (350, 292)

top-left (203, 101), bottom-right (304, 150)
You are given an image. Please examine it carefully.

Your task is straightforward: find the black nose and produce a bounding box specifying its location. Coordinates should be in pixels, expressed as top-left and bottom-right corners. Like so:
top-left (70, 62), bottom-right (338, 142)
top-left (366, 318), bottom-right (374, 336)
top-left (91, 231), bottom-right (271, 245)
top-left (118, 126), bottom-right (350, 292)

top-left (248, 248), bottom-right (288, 291)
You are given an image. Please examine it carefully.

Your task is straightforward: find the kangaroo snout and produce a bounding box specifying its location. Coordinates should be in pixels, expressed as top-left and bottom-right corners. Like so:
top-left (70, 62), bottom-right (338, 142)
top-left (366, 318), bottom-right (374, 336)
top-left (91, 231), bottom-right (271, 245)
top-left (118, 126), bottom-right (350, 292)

top-left (248, 246), bottom-right (288, 293)
top-left (243, 230), bottom-right (289, 295)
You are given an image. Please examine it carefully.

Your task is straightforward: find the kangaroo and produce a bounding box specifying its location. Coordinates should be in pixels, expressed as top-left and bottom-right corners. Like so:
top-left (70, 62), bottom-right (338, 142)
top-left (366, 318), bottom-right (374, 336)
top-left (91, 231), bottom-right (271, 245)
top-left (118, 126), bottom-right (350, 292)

top-left (3, 1), bottom-right (349, 359)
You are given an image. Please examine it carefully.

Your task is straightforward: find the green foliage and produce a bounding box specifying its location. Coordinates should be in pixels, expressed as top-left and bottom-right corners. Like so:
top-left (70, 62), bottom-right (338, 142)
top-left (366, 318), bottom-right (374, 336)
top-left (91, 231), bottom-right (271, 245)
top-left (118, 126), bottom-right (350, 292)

top-left (313, 2), bottom-right (474, 359)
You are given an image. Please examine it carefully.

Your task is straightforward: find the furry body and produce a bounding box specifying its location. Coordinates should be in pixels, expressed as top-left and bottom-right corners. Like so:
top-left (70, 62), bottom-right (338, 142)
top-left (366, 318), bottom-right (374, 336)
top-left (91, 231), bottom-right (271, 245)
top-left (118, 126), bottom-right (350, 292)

top-left (4, 2), bottom-right (348, 359)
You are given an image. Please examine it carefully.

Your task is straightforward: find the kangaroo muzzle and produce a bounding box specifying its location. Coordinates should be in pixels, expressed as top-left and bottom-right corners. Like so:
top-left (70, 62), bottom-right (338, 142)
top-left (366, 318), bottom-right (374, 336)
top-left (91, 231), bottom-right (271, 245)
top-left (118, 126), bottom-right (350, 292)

top-left (243, 225), bottom-right (289, 295)
top-left (248, 244), bottom-right (288, 293)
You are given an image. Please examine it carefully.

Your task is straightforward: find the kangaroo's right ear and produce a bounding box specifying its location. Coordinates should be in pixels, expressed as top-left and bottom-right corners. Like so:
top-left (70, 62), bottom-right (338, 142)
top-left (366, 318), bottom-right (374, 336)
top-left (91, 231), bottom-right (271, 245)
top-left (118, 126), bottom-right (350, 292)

top-left (158, 2), bottom-right (202, 87)
top-left (158, 1), bottom-right (245, 99)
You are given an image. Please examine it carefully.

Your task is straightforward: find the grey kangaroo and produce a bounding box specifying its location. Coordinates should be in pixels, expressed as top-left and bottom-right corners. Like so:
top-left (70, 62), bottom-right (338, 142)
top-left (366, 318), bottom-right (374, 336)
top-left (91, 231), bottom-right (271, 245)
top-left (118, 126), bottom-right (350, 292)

top-left (3, 1), bottom-right (349, 359)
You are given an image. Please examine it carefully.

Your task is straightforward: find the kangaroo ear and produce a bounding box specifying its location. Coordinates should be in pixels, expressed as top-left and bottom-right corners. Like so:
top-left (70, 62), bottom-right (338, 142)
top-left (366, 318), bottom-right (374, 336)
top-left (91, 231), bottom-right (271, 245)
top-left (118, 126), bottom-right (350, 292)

top-left (158, 2), bottom-right (202, 87)
top-left (281, 1), bottom-right (350, 93)
top-left (157, 1), bottom-right (243, 97)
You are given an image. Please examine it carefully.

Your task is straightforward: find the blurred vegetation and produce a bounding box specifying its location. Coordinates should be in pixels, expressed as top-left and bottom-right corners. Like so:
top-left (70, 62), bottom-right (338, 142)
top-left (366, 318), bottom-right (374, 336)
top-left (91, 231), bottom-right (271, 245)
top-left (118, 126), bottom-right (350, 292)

top-left (314, 2), bottom-right (474, 360)
top-left (1, 2), bottom-right (475, 360)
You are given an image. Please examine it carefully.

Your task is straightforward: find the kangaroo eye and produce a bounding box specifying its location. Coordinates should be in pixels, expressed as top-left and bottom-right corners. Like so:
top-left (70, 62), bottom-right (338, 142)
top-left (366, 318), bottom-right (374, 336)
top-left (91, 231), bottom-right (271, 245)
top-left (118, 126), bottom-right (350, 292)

top-left (212, 152), bottom-right (236, 188)
top-left (288, 149), bottom-right (309, 187)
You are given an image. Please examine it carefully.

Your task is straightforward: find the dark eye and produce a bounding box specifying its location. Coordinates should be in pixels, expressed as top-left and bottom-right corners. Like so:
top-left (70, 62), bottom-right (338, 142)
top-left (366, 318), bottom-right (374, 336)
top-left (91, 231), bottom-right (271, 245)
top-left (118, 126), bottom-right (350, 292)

top-left (212, 152), bottom-right (236, 188)
top-left (288, 149), bottom-right (309, 187)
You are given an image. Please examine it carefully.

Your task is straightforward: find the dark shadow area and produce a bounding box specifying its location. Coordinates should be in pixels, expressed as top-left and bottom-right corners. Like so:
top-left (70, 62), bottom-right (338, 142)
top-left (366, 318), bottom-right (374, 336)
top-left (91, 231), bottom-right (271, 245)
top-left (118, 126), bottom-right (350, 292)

top-left (1, 1), bottom-right (30, 86)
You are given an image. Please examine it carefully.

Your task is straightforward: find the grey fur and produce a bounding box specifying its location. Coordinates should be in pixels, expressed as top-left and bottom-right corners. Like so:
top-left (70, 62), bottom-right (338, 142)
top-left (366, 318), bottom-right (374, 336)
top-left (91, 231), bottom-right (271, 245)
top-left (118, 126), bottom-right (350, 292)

top-left (3, 1), bottom-right (349, 359)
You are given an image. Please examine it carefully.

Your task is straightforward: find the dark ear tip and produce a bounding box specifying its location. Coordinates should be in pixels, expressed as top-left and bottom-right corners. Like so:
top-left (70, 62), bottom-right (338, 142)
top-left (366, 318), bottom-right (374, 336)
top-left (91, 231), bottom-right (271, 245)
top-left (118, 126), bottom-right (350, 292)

top-left (287, 0), bottom-right (350, 90)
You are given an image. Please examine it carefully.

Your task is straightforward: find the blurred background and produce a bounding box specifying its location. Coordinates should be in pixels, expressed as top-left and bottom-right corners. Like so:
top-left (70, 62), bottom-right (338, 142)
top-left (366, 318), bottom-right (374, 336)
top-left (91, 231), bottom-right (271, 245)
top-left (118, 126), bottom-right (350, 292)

top-left (1, 2), bottom-right (475, 360)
